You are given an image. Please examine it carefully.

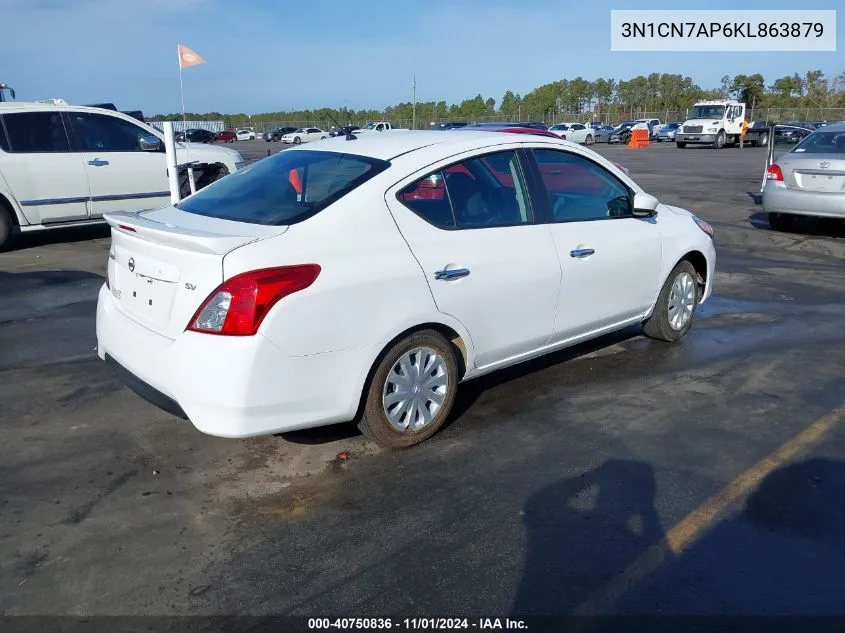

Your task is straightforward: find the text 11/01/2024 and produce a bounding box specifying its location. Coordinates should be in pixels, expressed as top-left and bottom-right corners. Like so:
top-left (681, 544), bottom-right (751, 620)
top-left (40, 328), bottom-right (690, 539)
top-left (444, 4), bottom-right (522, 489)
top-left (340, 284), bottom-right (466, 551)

top-left (307, 618), bottom-right (528, 630)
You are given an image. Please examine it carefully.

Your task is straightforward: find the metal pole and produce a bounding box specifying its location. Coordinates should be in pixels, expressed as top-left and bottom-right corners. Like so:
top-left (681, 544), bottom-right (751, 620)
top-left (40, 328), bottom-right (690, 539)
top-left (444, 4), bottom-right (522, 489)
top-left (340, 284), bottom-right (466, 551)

top-left (413, 77), bottom-right (418, 129)
top-left (178, 46), bottom-right (187, 123)
top-left (164, 122), bottom-right (180, 204)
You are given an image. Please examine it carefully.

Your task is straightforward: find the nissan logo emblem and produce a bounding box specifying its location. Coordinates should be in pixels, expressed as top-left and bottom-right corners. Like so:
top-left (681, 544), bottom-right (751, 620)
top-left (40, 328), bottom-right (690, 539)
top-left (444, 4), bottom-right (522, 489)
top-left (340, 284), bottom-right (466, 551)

top-left (128, 258), bottom-right (135, 272)
top-left (818, 161), bottom-right (830, 169)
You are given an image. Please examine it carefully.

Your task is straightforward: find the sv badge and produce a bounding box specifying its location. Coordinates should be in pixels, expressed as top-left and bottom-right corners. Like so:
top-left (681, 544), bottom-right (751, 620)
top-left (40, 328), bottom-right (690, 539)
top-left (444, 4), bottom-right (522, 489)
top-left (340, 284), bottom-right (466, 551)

top-left (185, 283), bottom-right (197, 291)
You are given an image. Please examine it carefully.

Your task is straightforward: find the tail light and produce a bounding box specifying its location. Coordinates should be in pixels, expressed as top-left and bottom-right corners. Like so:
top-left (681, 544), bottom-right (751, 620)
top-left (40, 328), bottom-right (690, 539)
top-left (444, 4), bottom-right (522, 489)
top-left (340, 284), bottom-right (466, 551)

top-left (766, 165), bottom-right (784, 181)
top-left (187, 265), bottom-right (321, 336)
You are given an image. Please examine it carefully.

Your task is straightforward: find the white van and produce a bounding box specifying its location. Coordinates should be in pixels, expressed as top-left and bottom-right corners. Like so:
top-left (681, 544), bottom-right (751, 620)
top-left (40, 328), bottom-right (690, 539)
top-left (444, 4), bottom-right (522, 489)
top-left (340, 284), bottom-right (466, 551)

top-left (0, 102), bottom-right (245, 249)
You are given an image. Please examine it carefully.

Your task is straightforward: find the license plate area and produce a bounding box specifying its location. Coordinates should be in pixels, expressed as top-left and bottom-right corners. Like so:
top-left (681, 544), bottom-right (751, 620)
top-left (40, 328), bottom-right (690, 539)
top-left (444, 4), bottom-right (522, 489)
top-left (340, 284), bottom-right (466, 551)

top-left (114, 270), bottom-right (177, 325)
top-left (794, 173), bottom-right (845, 192)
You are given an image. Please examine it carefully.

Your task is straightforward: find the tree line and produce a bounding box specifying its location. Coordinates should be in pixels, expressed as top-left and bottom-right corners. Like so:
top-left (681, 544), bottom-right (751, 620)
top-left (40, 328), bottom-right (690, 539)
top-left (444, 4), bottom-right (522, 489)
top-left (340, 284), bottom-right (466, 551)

top-left (149, 69), bottom-right (845, 126)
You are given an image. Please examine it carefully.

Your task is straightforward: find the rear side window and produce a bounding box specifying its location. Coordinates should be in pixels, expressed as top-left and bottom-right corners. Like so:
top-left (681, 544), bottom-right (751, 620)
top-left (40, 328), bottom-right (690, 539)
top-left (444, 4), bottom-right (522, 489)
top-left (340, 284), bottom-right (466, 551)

top-left (0, 111), bottom-right (71, 153)
top-left (176, 150), bottom-right (389, 225)
top-left (397, 150), bottom-right (533, 229)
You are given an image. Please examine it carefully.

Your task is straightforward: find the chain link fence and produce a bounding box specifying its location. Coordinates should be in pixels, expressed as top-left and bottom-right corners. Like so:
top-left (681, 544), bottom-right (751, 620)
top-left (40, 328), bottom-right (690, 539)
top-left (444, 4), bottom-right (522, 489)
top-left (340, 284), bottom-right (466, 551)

top-left (153, 107), bottom-right (845, 134)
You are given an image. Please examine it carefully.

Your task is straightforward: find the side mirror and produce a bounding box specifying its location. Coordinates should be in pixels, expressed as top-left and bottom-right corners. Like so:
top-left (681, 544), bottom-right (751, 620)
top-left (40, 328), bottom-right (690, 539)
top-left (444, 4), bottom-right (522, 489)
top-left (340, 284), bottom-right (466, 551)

top-left (139, 135), bottom-right (161, 151)
top-left (632, 191), bottom-right (659, 218)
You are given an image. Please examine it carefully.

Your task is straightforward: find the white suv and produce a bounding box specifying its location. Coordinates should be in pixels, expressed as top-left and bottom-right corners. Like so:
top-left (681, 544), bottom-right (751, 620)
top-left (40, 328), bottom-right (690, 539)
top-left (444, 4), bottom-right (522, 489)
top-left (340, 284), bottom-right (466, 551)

top-left (0, 102), bottom-right (245, 249)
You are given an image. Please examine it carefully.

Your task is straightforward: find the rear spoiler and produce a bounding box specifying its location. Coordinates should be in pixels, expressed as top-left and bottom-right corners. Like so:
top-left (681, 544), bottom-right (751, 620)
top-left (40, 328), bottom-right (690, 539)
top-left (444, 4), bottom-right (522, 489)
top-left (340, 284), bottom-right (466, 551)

top-left (103, 211), bottom-right (269, 256)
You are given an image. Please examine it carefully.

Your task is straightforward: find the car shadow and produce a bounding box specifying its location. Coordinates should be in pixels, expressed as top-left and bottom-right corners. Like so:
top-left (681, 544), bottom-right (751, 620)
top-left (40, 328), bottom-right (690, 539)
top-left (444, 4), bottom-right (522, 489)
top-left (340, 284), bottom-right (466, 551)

top-left (277, 422), bottom-right (361, 445)
top-left (4, 224), bottom-right (110, 252)
top-left (749, 210), bottom-right (845, 238)
top-left (447, 326), bottom-right (641, 424)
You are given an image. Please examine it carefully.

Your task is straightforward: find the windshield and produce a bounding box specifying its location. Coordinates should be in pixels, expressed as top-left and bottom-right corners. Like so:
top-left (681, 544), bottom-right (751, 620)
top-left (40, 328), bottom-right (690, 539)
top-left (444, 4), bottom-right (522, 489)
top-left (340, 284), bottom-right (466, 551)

top-left (176, 150), bottom-right (390, 225)
top-left (363, 123), bottom-right (376, 130)
top-left (691, 105), bottom-right (726, 119)
top-left (550, 124), bottom-right (569, 130)
top-left (791, 130), bottom-right (845, 154)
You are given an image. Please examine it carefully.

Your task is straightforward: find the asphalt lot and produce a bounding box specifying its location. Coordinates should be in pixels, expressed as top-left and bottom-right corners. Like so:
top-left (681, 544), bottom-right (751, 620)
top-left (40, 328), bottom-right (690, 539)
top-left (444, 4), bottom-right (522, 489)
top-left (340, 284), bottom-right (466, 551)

top-left (3, 138), bottom-right (845, 623)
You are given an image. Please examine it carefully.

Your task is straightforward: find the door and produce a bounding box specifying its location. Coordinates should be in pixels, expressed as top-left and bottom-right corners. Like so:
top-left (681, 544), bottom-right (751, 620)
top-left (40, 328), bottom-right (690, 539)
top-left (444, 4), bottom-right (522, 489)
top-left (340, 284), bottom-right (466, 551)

top-left (527, 148), bottom-right (663, 342)
top-left (386, 148), bottom-right (561, 368)
top-left (725, 105), bottom-right (745, 136)
top-left (0, 110), bottom-right (90, 224)
top-left (65, 111), bottom-right (170, 218)
top-left (569, 124), bottom-right (587, 143)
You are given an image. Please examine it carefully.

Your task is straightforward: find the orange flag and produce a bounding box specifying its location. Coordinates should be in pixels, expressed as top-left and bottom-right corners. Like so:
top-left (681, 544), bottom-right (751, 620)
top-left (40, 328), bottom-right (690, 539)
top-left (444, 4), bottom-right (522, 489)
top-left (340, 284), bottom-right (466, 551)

top-left (178, 44), bottom-right (206, 69)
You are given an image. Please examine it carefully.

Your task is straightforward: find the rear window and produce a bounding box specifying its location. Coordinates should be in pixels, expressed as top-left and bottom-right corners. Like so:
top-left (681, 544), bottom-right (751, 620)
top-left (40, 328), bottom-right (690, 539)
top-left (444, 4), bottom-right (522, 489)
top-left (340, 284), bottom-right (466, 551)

top-left (792, 130), bottom-right (845, 154)
top-left (176, 150), bottom-right (390, 225)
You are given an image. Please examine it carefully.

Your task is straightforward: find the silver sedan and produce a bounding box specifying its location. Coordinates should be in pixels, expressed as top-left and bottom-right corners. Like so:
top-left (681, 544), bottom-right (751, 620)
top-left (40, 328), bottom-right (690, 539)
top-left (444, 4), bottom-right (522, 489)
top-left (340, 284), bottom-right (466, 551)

top-left (763, 122), bottom-right (845, 231)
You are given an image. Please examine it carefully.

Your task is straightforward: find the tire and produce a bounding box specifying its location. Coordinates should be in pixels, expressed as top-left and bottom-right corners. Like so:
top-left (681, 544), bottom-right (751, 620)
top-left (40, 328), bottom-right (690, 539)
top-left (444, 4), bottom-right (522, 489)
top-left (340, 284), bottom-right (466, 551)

top-left (676, 142), bottom-right (686, 148)
top-left (642, 260), bottom-right (700, 342)
top-left (293, 136), bottom-right (301, 145)
top-left (758, 133), bottom-right (768, 148)
top-left (357, 330), bottom-right (459, 448)
top-left (321, 136), bottom-right (327, 140)
top-left (585, 135), bottom-right (593, 145)
top-left (713, 130), bottom-right (725, 149)
top-left (769, 212), bottom-right (796, 232)
top-left (0, 205), bottom-right (13, 252)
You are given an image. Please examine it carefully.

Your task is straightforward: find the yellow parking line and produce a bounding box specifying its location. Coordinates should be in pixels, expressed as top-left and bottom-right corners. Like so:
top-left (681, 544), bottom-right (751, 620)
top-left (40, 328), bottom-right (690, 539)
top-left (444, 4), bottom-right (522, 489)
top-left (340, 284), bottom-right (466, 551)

top-left (574, 403), bottom-right (845, 616)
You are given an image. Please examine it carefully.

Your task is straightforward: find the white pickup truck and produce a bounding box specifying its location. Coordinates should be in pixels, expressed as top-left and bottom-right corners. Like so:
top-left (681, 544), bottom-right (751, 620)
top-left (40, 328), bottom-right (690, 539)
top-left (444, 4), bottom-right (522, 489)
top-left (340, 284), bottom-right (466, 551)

top-left (355, 121), bottom-right (408, 133)
top-left (675, 100), bottom-right (746, 149)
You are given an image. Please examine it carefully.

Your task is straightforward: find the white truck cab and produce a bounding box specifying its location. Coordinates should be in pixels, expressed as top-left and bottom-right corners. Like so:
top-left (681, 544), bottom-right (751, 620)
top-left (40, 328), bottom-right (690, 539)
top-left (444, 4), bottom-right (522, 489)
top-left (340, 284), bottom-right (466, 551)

top-left (676, 100), bottom-right (746, 149)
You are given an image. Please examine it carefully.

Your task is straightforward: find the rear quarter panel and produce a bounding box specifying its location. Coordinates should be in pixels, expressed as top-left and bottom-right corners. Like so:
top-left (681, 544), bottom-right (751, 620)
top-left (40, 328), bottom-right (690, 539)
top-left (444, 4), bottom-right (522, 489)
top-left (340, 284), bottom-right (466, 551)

top-left (221, 174), bottom-right (472, 360)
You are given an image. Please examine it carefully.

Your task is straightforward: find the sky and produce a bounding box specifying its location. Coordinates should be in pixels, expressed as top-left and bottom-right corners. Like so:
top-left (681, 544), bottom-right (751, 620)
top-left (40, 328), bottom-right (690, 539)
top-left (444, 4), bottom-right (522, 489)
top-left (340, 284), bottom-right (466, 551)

top-left (1, 0), bottom-right (842, 115)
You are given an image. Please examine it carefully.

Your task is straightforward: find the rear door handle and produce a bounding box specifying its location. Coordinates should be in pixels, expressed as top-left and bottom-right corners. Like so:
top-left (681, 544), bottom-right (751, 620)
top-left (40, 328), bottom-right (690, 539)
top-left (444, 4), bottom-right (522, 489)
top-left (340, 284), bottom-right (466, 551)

top-left (570, 248), bottom-right (595, 258)
top-left (87, 159), bottom-right (109, 166)
top-left (434, 268), bottom-right (470, 280)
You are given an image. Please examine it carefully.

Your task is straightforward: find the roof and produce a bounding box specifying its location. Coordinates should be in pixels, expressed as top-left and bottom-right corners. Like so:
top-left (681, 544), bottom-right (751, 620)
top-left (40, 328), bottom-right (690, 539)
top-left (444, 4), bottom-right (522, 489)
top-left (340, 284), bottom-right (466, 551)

top-left (286, 130), bottom-right (522, 160)
top-left (0, 101), bottom-right (110, 114)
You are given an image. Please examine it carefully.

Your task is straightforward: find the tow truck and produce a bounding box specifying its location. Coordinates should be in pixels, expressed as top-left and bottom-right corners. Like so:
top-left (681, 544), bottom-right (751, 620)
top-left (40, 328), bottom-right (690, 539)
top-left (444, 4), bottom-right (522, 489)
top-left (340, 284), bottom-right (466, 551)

top-left (675, 100), bottom-right (769, 149)
top-left (0, 82), bottom-right (15, 102)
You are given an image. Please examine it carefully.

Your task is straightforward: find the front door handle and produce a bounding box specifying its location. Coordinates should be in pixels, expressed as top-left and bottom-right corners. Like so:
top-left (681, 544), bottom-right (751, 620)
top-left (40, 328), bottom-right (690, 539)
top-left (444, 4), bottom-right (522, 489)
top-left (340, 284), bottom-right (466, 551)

top-left (87, 159), bottom-right (109, 167)
top-left (434, 268), bottom-right (470, 281)
top-left (570, 248), bottom-right (595, 258)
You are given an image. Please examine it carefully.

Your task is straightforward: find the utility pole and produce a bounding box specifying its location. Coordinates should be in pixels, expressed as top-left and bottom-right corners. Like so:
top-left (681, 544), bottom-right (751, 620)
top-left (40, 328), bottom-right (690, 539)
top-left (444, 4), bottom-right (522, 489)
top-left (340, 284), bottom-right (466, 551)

top-left (412, 75), bottom-right (416, 130)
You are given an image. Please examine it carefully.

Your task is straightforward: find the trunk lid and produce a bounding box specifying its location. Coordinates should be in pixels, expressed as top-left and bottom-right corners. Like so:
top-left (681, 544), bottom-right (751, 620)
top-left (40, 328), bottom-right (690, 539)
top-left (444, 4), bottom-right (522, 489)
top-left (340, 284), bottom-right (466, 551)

top-left (104, 207), bottom-right (288, 339)
top-left (779, 154), bottom-right (845, 193)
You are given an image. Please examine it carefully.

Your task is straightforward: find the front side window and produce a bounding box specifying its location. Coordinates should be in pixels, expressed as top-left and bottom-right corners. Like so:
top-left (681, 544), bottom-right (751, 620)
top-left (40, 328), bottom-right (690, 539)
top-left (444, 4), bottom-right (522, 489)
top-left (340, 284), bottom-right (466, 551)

top-left (397, 150), bottom-right (533, 229)
top-left (532, 149), bottom-right (631, 222)
top-left (691, 105), bottom-right (726, 119)
top-left (176, 149), bottom-right (389, 225)
top-left (67, 112), bottom-right (154, 152)
top-left (0, 111), bottom-right (71, 153)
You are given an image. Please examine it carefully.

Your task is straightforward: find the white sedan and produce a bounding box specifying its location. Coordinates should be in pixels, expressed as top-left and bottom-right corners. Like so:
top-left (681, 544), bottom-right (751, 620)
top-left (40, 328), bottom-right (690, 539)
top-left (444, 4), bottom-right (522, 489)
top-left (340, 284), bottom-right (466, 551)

top-left (96, 131), bottom-right (716, 448)
top-left (549, 122), bottom-right (595, 144)
top-left (280, 127), bottom-right (328, 144)
top-left (235, 129), bottom-right (256, 141)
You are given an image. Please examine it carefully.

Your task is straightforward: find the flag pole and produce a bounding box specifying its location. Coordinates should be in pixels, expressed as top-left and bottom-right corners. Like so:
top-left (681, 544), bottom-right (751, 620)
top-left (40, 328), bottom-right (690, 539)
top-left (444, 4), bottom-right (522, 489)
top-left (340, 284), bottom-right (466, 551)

top-left (178, 45), bottom-right (186, 122)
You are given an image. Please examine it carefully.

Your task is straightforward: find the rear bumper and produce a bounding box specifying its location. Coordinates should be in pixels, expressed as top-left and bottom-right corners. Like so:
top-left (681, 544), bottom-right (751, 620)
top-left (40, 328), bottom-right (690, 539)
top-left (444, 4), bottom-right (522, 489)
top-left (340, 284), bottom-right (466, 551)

top-left (675, 133), bottom-right (717, 144)
top-left (105, 354), bottom-right (187, 419)
top-left (96, 285), bottom-right (376, 438)
top-left (762, 183), bottom-right (845, 219)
